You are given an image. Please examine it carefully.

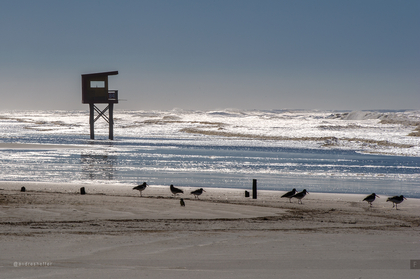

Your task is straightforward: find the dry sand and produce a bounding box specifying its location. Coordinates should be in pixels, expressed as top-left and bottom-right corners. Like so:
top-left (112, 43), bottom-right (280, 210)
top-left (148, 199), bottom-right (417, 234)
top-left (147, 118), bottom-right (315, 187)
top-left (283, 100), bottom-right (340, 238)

top-left (1, 181), bottom-right (419, 278)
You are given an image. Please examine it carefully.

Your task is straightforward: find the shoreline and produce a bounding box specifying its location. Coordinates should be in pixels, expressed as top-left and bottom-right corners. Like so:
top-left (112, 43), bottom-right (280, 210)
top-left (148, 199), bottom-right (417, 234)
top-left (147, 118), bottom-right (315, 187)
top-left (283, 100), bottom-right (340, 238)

top-left (0, 143), bottom-right (87, 149)
top-left (1, 181), bottom-right (419, 278)
top-left (1, 181), bottom-right (419, 225)
top-left (1, 180), bottom-right (419, 204)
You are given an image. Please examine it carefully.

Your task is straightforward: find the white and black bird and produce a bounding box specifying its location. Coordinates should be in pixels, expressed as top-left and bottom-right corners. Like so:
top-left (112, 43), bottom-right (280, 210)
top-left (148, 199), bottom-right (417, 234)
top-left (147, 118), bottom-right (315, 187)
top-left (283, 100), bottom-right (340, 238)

top-left (180, 198), bottom-right (185, 207)
top-left (191, 188), bottom-right (206, 199)
top-left (363, 193), bottom-right (379, 207)
top-left (386, 195), bottom-right (406, 209)
top-left (133, 182), bottom-right (148, 197)
top-left (291, 189), bottom-right (309, 204)
top-left (281, 188), bottom-right (297, 203)
top-left (170, 184), bottom-right (184, 196)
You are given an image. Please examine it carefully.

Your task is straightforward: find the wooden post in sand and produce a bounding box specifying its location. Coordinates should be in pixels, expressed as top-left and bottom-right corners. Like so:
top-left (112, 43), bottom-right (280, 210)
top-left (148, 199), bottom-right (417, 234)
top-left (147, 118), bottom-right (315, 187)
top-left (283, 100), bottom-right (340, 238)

top-left (252, 179), bottom-right (257, 199)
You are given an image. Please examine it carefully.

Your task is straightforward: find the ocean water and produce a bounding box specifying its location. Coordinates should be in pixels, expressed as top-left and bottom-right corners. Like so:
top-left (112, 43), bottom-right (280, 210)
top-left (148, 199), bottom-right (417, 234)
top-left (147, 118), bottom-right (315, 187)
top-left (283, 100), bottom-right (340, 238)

top-left (0, 109), bottom-right (419, 198)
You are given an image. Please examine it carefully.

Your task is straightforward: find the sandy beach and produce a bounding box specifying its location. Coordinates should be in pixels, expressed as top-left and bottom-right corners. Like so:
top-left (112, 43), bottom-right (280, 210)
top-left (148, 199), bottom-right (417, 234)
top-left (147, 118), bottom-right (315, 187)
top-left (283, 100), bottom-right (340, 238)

top-left (0, 181), bottom-right (419, 278)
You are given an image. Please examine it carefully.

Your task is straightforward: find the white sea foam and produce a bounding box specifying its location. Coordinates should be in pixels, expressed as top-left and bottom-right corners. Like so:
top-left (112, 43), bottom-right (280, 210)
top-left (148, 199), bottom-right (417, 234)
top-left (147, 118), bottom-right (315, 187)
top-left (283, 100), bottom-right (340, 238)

top-left (1, 109), bottom-right (419, 156)
top-left (0, 109), bottom-right (419, 197)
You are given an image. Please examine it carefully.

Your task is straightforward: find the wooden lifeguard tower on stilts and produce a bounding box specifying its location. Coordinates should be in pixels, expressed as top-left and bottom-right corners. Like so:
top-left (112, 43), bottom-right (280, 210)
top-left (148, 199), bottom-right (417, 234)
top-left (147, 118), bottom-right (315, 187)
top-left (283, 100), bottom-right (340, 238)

top-left (81, 71), bottom-right (119, 140)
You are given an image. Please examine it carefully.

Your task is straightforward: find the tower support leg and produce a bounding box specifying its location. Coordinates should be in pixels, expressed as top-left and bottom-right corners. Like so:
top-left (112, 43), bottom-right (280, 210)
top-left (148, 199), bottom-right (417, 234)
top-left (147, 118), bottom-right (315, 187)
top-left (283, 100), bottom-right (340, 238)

top-left (89, 103), bottom-right (95, 140)
top-left (109, 103), bottom-right (114, 140)
top-left (89, 103), bottom-right (115, 140)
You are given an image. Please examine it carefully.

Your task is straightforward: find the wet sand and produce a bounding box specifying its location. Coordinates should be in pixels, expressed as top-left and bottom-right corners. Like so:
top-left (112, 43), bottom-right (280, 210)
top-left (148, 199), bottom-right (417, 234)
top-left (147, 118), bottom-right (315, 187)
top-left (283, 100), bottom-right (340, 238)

top-left (1, 182), bottom-right (419, 278)
top-left (0, 143), bottom-right (85, 149)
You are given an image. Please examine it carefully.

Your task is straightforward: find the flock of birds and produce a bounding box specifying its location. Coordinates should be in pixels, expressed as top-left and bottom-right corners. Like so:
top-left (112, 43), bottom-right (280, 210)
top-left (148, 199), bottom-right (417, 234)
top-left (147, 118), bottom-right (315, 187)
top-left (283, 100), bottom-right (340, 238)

top-left (362, 193), bottom-right (407, 210)
top-left (133, 182), bottom-right (205, 206)
top-left (280, 188), bottom-right (308, 204)
top-left (280, 189), bottom-right (406, 210)
top-left (133, 183), bottom-right (407, 210)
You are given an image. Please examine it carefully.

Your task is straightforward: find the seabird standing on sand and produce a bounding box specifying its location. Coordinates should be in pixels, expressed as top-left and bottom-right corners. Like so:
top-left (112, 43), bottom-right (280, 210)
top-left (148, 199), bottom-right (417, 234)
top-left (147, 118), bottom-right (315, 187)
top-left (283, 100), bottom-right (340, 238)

top-left (291, 189), bottom-right (309, 204)
top-left (170, 184), bottom-right (184, 196)
top-left (386, 195), bottom-right (406, 209)
top-left (281, 188), bottom-right (297, 203)
top-left (191, 188), bottom-right (206, 199)
top-left (180, 198), bottom-right (185, 207)
top-left (363, 193), bottom-right (379, 207)
top-left (133, 182), bottom-right (148, 197)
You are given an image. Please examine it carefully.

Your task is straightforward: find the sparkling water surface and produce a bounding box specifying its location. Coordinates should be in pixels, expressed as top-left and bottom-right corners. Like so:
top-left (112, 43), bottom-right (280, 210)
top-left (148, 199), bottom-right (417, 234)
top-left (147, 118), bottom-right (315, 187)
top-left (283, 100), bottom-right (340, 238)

top-left (1, 109), bottom-right (419, 198)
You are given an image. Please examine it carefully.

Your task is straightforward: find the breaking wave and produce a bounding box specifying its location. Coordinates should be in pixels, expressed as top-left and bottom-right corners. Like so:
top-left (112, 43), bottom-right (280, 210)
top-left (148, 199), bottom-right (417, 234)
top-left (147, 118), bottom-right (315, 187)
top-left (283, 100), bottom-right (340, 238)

top-left (0, 109), bottom-right (419, 197)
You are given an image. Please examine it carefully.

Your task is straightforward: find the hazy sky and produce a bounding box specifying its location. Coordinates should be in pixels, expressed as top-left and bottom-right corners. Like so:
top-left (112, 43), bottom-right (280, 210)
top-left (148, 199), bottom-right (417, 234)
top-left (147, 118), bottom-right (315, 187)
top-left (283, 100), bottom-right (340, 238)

top-left (1, 0), bottom-right (419, 111)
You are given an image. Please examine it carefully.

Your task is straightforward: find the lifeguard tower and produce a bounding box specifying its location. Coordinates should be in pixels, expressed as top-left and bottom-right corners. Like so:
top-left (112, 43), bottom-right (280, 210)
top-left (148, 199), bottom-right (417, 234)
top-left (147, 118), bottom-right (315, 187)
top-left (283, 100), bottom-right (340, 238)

top-left (81, 71), bottom-right (118, 140)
